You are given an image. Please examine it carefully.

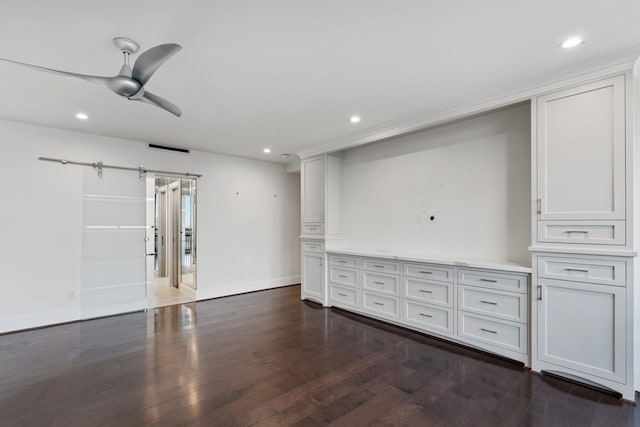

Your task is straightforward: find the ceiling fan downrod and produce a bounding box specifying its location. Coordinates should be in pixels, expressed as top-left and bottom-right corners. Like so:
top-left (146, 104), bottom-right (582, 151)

top-left (113, 37), bottom-right (139, 76)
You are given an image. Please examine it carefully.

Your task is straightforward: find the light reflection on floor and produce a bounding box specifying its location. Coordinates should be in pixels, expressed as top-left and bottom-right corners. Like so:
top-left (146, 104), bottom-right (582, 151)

top-left (149, 284), bottom-right (194, 309)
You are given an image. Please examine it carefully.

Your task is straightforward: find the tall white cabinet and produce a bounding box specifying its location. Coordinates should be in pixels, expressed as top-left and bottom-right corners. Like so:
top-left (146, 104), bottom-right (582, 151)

top-left (300, 154), bottom-right (343, 304)
top-left (531, 72), bottom-right (636, 400)
top-left (535, 75), bottom-right (628, 246)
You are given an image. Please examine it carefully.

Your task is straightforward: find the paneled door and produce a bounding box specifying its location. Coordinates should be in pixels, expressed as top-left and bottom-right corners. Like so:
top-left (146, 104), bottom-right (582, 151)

top-left (536, 75), bottom-right (626, 221)
top-left (81, 168), bottom-right (147, 319)
top-left (301, 156), bottom-right (324, 223)
top-left (536, 278), bottom-right (625, 384)
top-left (302, 251), bottom-right (324, 301)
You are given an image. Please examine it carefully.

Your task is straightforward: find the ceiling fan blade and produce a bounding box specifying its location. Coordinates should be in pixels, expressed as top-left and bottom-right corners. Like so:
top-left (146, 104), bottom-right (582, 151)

top-left (0, 57), bottom-right (113, 90)
top-left (132, 44), bottom-right (181, 86)
top-left (134, 90), bottom-right (182, 117)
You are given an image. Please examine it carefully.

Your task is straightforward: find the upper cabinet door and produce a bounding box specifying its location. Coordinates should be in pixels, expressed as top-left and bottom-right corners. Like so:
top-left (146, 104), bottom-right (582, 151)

top-left (302, 156), bottom-right (324, 223)
top-left (536, 75), bottom-right (626, 221)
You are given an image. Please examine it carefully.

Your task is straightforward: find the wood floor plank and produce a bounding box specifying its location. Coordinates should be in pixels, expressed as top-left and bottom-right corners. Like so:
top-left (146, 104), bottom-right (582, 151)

top-left (1, 285), bottom-right (639, 426)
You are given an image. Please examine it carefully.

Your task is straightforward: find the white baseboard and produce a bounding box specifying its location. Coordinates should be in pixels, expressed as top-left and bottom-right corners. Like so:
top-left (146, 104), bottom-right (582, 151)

top-left (0, 308), bottom-right (80, 334)
top-left (81, 299), bottom-right (146, 321)
top-left (635, 372), bottom-right (640, 392)
top-left (196, 275), bottom-right (301, 301)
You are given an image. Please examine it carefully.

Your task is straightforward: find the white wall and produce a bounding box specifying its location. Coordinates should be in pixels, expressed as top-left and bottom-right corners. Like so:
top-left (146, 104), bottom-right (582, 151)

top-left (0, 119), bottom-right (300, 333)
top-left (341, 103), bottom-right (531, 265)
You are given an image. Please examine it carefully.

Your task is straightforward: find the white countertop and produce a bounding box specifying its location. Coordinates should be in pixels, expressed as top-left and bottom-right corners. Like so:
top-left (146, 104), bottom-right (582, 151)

top-left (324, 247), bottom-right (532, 274)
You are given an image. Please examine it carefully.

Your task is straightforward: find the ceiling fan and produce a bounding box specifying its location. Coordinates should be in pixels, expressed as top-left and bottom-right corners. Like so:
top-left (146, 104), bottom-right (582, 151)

top-left (0, 37), bottom-right (182, 117)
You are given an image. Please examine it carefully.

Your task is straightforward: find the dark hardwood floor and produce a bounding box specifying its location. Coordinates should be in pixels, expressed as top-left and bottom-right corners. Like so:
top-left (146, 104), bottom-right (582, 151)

top-left (0, 285), bottom-right (637, 426)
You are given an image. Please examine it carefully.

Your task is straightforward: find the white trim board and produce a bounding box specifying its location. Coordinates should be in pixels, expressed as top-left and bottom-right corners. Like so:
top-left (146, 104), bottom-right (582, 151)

top-left (196, 275), bottom-right (301, 301)
top-left (0, 308), bottom-right (80, 334)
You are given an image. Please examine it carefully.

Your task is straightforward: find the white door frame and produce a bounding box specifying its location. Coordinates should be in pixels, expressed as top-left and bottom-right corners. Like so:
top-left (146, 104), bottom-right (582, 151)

top-left (168, 181), bottom-right (181, 288)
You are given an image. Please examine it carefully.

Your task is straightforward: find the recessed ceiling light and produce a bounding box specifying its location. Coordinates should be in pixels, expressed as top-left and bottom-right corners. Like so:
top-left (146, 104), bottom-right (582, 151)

top-left (281, 154), bottom-right (290, 159)
top-left (75, 112), bottom-right (88, 120)
top-left (561, 37), bottom-right (584, 49)
top-left (350, 115), bottom-right (361, 123)
top-left (263, 148), bottom-right (271, 154)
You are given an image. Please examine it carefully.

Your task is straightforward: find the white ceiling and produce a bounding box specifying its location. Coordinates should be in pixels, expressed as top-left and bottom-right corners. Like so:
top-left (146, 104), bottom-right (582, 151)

top-left (1, 1), bottom-right (639, 164)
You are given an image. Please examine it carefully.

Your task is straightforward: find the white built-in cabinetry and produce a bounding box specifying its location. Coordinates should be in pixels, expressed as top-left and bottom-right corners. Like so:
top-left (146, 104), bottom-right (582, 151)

top-left (536, 256), bottom-right (628, 385)
top-left (327, 251), bottom-right (530, 364)
top-left (301, 156), bottom-right (324, 232)
top-left (300, 64), bottom-right (639, 401)
top-left (300, 154), bottom-right (343, 304)
top-left (535, 75), bottom-right (628, 245)
top-left (531, 72), bottom-right (636, 400)
top-left (361, 258), bottom-right (401, 321)
top-left (301, 154), bottom-right (343, 238)
top-left (301, 241), bottom-right (324, 302)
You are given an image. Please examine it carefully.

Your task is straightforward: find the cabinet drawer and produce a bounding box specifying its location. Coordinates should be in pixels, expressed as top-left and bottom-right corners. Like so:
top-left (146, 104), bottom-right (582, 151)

top-left (329, 267), bottom-right (358, 287)
top-left (537, 256), bottom-right (626, 287)
top-left (404, 300), bottom-right (453, 335)
top-left (363, 272), bottom-right (399, 296)
top-left (458, 312), bottom-right (527, 354)
top-left (329, 284), bottom-right (359, 309)
top-left (537, 221), bottom-right (625, 245)
top-left (404, 263), bottom-right (453, 282)
top-left (362, 292), bottom-right (398, 319)
top-left (302, 241), bottom-right (324, 253)
top-left (302, 223), bottom-right (324, 235)
top-left (362, 258), bottom-right (401, 274)
top-left (458, 269), bottom-right (528, 294)
top-left (404, 278), bottom-right (453, 307)
top-left (330, 254), bottom-right (359, 268)
top-left (458, 286), bottom-right (527, 323)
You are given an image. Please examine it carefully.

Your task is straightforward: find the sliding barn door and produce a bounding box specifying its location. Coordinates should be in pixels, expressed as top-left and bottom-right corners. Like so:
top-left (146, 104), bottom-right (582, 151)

top-left (81, 168), bottom-right (147, 319)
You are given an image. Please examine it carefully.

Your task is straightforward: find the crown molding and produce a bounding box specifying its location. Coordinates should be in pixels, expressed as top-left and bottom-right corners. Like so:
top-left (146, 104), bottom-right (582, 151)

top-left (297, 45), bottom-right (640, 160)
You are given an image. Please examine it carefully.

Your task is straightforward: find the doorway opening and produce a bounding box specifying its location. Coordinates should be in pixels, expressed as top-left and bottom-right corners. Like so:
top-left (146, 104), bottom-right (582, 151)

top-left (147, 175), bottom-right (197, 308)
